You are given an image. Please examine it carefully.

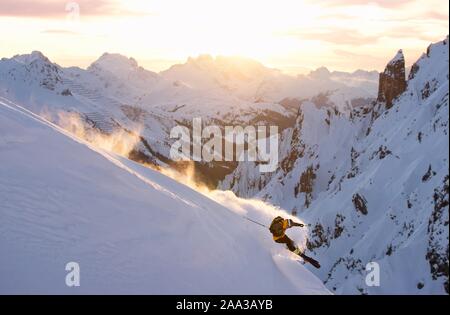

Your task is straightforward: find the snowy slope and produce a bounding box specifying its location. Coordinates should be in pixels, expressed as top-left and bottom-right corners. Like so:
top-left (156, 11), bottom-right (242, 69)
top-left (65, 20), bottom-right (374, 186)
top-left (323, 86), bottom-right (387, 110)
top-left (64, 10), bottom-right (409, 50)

top-left (220, 37), bottom-right (449, 294)
top-left (0, 98), bottom-right (329, 294)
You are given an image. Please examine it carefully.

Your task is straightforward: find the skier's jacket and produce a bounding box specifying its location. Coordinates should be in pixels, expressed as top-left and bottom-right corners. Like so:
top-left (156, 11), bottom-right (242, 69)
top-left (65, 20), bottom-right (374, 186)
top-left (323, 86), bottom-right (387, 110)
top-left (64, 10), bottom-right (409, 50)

top-left (269, 216), bottom-right (294, 240)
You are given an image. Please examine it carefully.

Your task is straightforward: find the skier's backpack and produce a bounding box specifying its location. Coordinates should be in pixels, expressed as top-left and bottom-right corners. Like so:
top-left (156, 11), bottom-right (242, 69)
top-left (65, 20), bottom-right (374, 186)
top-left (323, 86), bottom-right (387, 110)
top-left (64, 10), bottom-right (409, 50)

top-left (269, 216), bottom-right (285, 237)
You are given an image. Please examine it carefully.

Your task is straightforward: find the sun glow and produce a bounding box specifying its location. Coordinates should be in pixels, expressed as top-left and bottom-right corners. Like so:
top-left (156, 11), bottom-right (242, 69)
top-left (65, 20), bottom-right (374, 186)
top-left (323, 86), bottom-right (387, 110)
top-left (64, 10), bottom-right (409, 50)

top-left (0, 0), bottom-right (448, 72)
top-left (99, 0), bottom-right (321, 63)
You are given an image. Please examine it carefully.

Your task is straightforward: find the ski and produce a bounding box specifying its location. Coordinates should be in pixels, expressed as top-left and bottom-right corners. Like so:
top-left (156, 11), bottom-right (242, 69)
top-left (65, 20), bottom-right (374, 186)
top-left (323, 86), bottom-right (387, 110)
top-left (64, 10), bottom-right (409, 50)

top-left (298, 255), bottom-right (321, 269)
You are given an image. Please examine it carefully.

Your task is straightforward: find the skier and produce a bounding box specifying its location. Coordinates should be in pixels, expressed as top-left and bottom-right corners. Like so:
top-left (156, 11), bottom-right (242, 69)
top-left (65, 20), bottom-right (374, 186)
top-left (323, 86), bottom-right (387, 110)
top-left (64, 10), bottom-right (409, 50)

top-left (269, 216), bottom-right (321, 269)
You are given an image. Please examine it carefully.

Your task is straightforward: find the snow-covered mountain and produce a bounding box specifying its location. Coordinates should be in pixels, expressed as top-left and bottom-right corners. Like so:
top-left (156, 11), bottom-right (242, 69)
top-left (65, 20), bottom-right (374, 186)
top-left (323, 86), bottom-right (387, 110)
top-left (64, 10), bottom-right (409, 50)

top-left (162, 55), bottom-right (377, 108)
top-left (220, 37), bottom-right (449, 294)
top-left (0, 97), bottom-right (330, 294)
top-left (3, 40), bottom-right (444, 294)
top-left (0, 50), bottom-right (376, 187)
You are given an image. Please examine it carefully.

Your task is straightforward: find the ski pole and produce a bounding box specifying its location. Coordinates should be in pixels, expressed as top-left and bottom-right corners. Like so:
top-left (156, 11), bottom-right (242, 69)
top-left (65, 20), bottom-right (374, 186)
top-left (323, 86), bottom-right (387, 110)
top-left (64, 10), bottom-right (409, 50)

top-left (243, 216), bottom-right (311, 229)
top-left (243, 216), bottom-right (268, 228)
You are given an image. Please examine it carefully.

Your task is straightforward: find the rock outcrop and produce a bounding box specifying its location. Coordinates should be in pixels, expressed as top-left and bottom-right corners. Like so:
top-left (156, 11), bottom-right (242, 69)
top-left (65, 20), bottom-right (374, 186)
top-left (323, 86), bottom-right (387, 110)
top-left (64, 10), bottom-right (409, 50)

top-left (377, 50), bottom-right (407, 108)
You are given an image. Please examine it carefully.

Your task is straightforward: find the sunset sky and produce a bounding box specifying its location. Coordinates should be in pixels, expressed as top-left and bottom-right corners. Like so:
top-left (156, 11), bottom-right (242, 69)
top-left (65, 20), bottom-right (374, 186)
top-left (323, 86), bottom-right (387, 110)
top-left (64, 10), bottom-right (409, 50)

top-left (0, 0), bottom-right (448, 74)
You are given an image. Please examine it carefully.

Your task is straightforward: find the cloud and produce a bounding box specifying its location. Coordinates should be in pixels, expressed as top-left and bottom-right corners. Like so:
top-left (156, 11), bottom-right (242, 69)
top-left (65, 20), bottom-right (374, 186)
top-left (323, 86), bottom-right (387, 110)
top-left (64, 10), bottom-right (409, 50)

top-left (334, 49), bottom-right (376, 58)
top-left (41, 29), bottom-right (80, 35)
top-left (384, 26), bottom-right (440, 41)
top-left (285, 29), bottom-right (380, 46)
top-left (316, 13), bottom-right (359, 20)
top-left (414, 11), bottom-right (449, 21)
top-left (310, 0), bottom-right (413, 8)
top-left (283, 20), bottom-right (446, 46)
top-left (0, 0), bottom-right (152, 18)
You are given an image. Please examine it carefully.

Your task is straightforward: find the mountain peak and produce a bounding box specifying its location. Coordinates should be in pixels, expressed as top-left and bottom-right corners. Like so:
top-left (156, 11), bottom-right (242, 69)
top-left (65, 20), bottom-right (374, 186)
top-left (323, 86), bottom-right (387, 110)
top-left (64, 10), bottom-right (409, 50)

top-left (377, 49), bottom-right (406, 108)
top-left (30, 50), bottom-right (47, 59)
top-left (13, 50), bottom-right (50, 65)
top-left (185, 54), bottom-right (265, 70)
top-left (162, 54), bottom-right (272, 88)
top-left (86, 52), bottom-right (160, 88)
top-left (90, 52), bottom-right (139, 71)
top-left (309, 67), bottom-right (331, 79)
top-left (388, 49), bottom-right (404, 65)
top-left (187, 54), bottom-right (214, 64)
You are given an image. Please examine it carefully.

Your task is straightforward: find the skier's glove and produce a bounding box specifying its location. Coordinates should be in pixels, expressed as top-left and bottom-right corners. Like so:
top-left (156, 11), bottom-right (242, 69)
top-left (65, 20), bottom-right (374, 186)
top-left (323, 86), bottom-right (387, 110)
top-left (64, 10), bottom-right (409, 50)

top-left (292, 221), bottom-right (304, 227)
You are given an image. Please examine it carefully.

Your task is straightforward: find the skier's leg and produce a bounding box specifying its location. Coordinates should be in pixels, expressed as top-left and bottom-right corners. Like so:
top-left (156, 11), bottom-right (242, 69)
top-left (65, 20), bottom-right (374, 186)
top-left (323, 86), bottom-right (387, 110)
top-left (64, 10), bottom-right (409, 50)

top-left (276, 235), bottom-right (301, 255)
top-left (275, 235), bottom-right (321, 269)
top-left (284, 235), bottom-right (303, 255)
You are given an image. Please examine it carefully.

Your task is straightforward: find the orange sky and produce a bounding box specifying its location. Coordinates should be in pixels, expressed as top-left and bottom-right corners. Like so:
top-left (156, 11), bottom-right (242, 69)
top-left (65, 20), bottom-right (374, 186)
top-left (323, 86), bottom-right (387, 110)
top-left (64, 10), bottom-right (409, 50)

top-left (0, 0), bottom-right (448, 74)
